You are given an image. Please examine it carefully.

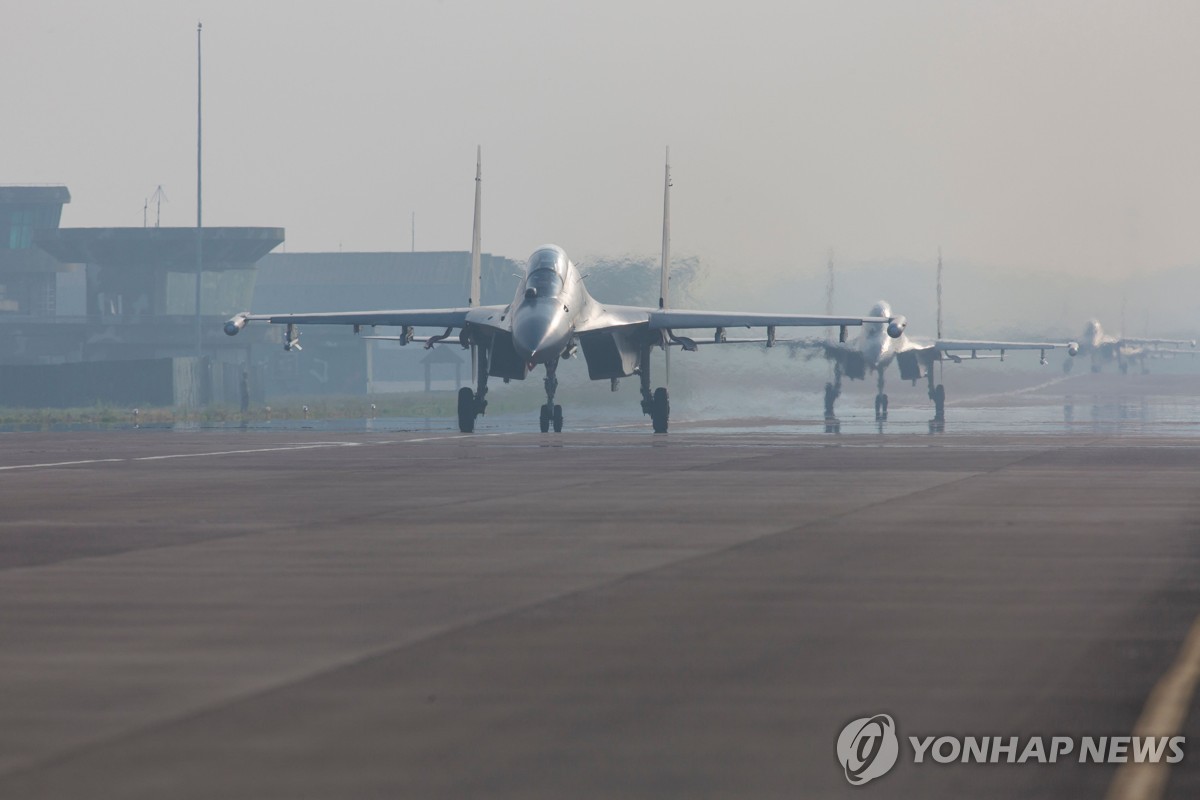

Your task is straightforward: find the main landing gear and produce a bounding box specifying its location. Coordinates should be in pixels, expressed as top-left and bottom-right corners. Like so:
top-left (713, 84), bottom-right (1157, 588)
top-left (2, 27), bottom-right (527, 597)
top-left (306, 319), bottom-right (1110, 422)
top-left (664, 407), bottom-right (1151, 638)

top-left (926, 367), bottom-right (945, 432)
top-left (457, 340), bottom-right (490, 433)
top-left (638, 344), bottom-right (670, 433)
top-left (539, 358), bottom-right (564, 433)
top-left (823, 363), bottom-right (842, 434)
top-left (874, 371), bottom-right (889, 421)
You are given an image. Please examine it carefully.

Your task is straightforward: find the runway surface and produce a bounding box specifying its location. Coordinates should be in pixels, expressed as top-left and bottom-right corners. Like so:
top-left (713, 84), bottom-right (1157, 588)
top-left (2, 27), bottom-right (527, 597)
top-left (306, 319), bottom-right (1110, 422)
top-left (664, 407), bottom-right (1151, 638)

top-left (0, 423), bottom-right (1198, 798)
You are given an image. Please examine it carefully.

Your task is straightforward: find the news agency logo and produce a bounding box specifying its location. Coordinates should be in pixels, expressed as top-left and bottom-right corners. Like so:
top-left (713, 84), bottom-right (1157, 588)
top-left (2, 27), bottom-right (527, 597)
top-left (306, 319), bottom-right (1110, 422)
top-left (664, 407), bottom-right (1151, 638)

top-left (836, 714), bottom-right (899, 786)
top-left (836, 713), bottom-right (1187, 787)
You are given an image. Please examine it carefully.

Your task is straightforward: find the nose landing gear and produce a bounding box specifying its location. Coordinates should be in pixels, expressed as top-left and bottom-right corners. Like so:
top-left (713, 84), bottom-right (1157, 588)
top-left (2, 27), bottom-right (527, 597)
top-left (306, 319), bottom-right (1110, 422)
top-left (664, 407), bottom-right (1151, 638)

top-left (538, 359), bottom-right (564, 433)
top-left (539, 402), bottom-right (563, 433)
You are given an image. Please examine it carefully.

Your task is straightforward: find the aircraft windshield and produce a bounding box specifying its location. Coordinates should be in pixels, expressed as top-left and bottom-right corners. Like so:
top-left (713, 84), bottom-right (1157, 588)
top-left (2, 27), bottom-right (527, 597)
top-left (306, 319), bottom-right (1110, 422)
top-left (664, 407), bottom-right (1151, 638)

top-left (527, 248), bottom-right (568, 278)
top-left (527, 267), bottom-right (563, 299)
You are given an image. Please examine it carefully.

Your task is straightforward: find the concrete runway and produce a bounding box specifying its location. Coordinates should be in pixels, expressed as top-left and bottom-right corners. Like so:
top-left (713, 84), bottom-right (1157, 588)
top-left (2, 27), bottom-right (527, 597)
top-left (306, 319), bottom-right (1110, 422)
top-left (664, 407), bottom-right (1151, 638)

top-left (0, 425), bottom-right (1198, 798)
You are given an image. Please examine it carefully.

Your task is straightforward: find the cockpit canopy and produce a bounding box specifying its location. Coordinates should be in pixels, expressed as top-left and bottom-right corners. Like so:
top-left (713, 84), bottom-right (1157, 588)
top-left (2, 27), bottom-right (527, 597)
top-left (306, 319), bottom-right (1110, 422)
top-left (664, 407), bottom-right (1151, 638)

top-left (523, 246), bottom-right (568, 300)
top-left (526, 246), bottom-right (569, 278)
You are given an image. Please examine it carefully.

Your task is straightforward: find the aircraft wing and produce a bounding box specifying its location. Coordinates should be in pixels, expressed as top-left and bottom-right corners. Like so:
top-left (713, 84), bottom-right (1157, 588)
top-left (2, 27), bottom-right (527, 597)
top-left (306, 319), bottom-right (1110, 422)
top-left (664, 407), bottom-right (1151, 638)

top-left (928, 339), bottom-right (1062, 367)
top-left (224, 306), bottom-right (509, 335)
top-left (575, 306), bottom-right (889, 333)
top-left (649, 309), bottom-right (889, 330)
top-left (1119, 337), bottom-right (1197, 349)
top-left (933, 339), bottom-right (1063, 352)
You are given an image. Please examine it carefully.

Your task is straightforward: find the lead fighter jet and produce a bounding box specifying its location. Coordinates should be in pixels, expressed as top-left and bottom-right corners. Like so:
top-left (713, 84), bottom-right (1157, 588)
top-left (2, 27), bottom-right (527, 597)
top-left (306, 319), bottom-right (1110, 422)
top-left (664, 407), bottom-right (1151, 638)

top-left (225, 149), bottom-right (901, 433)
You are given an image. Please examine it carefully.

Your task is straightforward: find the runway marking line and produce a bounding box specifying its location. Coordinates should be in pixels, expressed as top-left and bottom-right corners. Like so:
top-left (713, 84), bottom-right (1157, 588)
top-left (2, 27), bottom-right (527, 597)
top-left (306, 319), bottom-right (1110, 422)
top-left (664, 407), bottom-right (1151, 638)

top-left (0, 458), bottom-right (125, 471)
top-left (0, 443), bottom-right (362, 472)
top-left (0, 433), bottom-right (527, 473)
top-left (133, 442), bottom-right (363, 461)
top-left (1106, 612), bottom-right (1200, 800)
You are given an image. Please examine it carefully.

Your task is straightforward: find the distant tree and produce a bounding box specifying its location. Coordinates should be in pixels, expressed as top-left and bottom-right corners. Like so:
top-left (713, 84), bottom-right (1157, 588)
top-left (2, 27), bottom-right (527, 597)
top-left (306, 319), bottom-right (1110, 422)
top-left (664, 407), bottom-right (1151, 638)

top-left (576, 254), bottom-right (707, 308)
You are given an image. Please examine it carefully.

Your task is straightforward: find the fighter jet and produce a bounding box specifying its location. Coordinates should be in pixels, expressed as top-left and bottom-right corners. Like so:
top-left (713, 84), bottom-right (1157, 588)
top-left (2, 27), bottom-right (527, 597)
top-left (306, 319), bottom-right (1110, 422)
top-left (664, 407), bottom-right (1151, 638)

top-left (798, 299), bottom-right (1061, 422)
top-left (225, 149), bottom-right (901, 433)
top-left (1063, 319), bottom-right (1196, 374)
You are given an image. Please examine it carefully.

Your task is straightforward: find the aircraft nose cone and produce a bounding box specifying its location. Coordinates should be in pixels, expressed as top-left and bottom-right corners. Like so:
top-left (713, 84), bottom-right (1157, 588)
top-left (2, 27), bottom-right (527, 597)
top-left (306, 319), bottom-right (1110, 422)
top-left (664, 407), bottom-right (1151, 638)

top-left (513, 309), bottom-right (566, 363)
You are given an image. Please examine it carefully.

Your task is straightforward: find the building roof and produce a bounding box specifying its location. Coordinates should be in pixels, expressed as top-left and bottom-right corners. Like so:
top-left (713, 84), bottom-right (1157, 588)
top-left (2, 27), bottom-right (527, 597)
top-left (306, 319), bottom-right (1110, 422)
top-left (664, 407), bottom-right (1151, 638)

top-left (0, 186), bottom-right (71, 205)
top-left (35, 227), bottom-right (284, 270)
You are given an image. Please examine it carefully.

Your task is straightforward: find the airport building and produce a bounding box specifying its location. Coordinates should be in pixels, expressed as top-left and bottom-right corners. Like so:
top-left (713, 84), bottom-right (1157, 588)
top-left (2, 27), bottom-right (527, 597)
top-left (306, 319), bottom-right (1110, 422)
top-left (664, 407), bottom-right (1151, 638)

top-left (0, 185), bottom-right (284, 407)
top-left (0, 184), bottom-right (520, 407)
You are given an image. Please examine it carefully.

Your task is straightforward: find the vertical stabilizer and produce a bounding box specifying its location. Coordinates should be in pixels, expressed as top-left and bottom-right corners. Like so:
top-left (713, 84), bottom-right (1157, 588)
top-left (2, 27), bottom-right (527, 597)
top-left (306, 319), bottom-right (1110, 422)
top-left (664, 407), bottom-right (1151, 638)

top-left (660, 148), bottom-right (672, 384)
top-left (469, 147), bottom-right (482, 379)
top-left (470, 146), bottom-right (482, 308)
top-left (659, 147), bottom-right (671, 310)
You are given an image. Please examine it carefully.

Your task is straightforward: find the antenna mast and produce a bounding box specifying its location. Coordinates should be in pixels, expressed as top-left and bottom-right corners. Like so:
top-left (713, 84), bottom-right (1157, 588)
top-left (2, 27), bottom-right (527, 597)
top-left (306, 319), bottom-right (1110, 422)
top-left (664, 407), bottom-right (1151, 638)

top-left (151, 185), bottom-right (168, 228)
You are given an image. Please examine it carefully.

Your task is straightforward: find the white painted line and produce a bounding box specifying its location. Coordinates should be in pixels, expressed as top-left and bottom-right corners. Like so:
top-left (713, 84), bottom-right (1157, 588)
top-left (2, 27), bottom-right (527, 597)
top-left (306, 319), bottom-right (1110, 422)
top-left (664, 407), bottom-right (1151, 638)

top-left (0, 433), bottom-right (527, 473)
top-left (1105, 613), bottom-right (1200, 800)
top-left (0, 458), bottom-right (125, 472)
top-left (133, 442), bottom-right (362, 461)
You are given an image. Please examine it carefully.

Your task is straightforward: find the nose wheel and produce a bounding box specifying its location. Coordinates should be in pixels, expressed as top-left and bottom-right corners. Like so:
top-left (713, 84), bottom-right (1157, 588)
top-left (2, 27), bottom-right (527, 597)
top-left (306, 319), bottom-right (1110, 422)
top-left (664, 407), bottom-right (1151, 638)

top-left (539, 403), bottom-right (563, 433)
top-left (874, 393), bottom-right (889, 421)
top-left (538, 360), bottom-right (564, 433)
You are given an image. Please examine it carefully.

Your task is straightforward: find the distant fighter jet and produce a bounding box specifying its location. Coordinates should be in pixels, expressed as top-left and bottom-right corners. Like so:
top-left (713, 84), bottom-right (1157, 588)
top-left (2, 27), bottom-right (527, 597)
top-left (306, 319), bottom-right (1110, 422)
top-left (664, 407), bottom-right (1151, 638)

top-left (226, 149), bottom-right (900, 433)
top-left (1063, 319), bottom-right (1196, 374)
top-left (796, 300), bottom-right (1061, 422)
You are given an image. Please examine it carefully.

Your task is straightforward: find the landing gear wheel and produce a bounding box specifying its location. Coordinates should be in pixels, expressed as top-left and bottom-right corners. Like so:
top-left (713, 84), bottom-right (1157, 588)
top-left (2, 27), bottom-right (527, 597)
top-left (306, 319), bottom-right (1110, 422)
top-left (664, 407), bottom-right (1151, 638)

top-left (651, 387), bottom-right (670, 433)
top-left (881, 394), bottom-right (889, 420)
top-left (552, 404), bottom-right (563, 433)
top-left (824, 382), bottom-right (837, 418)
top-left (457, 387), bottom-right (476, 433)
top-left (933, 384), bottom-right (945, 421)
top-left (874, 394), bottom-right (889, 421)
top-left (539, 404), bottom-right (551, 433)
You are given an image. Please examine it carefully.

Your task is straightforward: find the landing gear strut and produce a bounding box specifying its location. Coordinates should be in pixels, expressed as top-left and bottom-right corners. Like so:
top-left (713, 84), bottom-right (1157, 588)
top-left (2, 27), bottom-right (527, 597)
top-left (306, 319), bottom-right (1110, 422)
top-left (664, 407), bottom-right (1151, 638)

top-left (457, 338), bottom-right (490, 433)
top-left (539, 358), bottom-right (563, 433)
top-left (824, 362), bottom-right (842, 419)
top-left (926, 368), bottom-right (945, 422)
top-left (823, 362), bottom-right (842, 433)
top-left (639, 344), bottom-right (670, 433)
top-left (925, 364), bottom-right (945, 432)
top-left (874, 371), bottom-right (889, 421)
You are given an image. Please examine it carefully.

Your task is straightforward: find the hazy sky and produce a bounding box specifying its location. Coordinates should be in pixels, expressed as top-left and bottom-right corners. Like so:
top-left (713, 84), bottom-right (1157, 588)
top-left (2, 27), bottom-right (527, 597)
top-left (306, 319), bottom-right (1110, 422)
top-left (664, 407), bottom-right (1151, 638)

top-left (7, 0), bottom-right (1200, 295)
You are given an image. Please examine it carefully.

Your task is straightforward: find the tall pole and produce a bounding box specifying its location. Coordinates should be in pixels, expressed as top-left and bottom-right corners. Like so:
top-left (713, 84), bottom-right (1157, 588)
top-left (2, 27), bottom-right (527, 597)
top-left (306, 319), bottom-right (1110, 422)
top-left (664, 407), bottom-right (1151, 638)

top-left (195, 21), bottom-right (203, 359)
top-left (936, 246), bottom-right (943, 340)
top-left (825, 248), bottom-right (835, 317)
